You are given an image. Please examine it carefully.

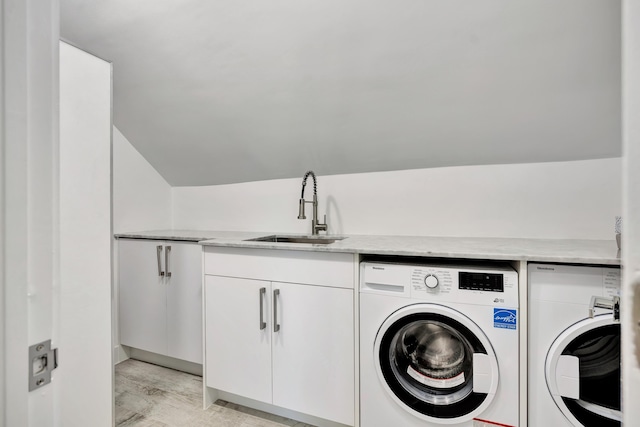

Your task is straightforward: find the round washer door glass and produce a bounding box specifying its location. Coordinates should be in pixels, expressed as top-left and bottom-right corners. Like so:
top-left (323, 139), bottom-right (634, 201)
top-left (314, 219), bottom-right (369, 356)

top-left (374, 304), bottom-right (498, 423)
top-left (546, 315), bottom-right (621, 427)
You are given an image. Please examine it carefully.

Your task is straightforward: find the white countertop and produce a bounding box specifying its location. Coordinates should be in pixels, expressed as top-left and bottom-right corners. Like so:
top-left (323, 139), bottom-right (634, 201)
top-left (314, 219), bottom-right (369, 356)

top-left (115, 230), bottom-right (260, 242)
top-left (115, 230), bottom-right (621, 265)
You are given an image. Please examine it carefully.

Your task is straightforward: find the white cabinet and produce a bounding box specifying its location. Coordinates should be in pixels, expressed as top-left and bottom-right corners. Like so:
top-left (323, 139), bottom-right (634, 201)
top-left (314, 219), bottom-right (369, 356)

top-left (119, 239), bottom-right (166, 355)
top-left (119, 239), bottom-right (202, 364)
top-left (204, 247), bottom-right (355, 426)
top-left (205, 276), bottom-right (272, 403)
top-left (165, 242), bottom-right (204, 363)
top-left (271, 281), bottom-right (354, 424)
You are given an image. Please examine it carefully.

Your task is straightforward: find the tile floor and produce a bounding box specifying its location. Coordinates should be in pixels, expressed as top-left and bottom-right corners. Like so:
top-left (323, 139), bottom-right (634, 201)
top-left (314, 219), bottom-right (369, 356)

top-left (115, 359), bottom-right (315, 427)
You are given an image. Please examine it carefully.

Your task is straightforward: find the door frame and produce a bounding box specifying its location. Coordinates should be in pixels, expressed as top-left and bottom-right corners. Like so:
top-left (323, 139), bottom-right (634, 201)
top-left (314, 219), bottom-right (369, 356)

top-left (2, 3), bottom-right (114, 426)
top-left (622, 0), bottom-right (640, 424)
top-left (2, 0), bottom-right (60, 425)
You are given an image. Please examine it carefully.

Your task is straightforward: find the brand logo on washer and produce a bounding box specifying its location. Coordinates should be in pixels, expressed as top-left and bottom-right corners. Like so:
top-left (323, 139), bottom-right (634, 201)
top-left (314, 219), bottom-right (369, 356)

top-left (493, 308), bottom-right (517, 330)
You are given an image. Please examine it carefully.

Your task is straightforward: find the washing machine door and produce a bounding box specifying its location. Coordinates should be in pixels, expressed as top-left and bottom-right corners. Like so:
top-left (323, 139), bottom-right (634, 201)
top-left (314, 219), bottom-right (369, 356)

top-left (545, 315), bottom-right (621, 427)
top-left (374, 303), bottom-right (499, 424)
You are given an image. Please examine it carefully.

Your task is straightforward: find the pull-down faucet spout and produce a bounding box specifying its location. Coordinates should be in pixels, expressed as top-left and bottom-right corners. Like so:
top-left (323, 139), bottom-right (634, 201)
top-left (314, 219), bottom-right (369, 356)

top-left (298, 171), bottom-right (327, 235)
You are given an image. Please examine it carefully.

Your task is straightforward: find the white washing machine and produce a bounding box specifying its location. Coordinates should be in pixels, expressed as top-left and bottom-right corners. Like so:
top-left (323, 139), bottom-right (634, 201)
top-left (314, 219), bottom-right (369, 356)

top-left (529, 263), bottom-right (621, 427)
top-left (360, 261), bottom-right (519, 427)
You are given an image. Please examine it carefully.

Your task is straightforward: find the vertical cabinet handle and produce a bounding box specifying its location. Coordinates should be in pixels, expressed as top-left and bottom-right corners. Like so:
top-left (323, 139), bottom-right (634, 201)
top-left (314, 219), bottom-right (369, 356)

top-left (165, 245), bottom-right (172, 278)
top-left (259, 287), bottom-right (266, 330)
top-left (273, 289), bottom-right (280, 332)
top-left (156, 245), bottom-right (164, 277)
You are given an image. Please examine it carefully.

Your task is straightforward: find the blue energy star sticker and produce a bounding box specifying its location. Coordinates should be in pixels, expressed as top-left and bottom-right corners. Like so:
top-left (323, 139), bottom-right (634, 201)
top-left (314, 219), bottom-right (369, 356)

top-left (493, 308), bottom-right (517, 330)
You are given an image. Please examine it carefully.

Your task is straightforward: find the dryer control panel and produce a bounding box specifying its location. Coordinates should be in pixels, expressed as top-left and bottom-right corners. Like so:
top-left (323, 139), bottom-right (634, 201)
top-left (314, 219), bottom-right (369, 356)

top-left (361, 261), bottom-right (518, 307)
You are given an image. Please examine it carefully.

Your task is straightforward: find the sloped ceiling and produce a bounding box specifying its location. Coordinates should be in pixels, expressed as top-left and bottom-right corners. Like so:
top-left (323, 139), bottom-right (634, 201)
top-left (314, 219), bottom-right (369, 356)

top-left (61, 0), bottom-right (621, 186)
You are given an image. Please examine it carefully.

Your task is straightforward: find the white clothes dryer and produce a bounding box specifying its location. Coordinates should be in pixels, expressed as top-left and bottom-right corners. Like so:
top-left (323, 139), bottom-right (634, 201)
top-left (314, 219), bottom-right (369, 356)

top-left (529, 263), bottom-right (621, 427)
top-left (360, 261), bottom-right (519, 427)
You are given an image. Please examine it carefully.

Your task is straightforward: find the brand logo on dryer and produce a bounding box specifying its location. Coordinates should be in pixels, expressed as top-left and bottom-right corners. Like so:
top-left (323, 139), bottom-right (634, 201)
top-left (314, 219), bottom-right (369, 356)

top-left (493, 308), bottom-right (517, 330)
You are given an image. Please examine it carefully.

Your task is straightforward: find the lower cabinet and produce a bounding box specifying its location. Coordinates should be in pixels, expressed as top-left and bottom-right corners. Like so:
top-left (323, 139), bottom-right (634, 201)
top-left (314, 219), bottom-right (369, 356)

top-left (119, 239), bottom-right (202, 364)
top-left (205, 276), bottom-right (272, 402)
top-left (204, 248), bottom-right (355, 426)
top-left (271, 281), bottom-right (354, 424)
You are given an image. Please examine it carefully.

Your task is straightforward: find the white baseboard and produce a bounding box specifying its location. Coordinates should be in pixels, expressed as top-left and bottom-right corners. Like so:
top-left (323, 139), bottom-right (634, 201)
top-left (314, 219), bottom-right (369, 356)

top-left (122, 346), bottom-right (203, 376)
top-left (212, 389), bottom-right (353, 427)
top-left (113, 345), bottom-right (130, 365)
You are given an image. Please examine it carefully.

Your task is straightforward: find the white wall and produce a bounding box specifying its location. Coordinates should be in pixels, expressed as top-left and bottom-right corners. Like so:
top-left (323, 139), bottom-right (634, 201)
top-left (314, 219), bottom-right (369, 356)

top-left (113, 126), bottom-right (172, 233)
top-left (172, 157), bottom-right (621, 240)
top-left (112, 126), bottom-right (172, 364)
top-left (59, 41), bottom-right (112, 427)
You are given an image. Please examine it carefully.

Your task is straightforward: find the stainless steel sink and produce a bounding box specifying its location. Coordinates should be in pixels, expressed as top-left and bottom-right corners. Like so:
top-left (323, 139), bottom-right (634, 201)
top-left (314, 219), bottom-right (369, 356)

top-left (245, 235), bottom-right (346, 245)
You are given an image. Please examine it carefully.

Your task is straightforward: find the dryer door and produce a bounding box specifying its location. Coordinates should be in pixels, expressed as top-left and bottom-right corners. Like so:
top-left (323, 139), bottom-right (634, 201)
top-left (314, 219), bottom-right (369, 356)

top-left (545, 315), bottom-right (621, 427)
top-left (374, 303), bottom-right (499, 424)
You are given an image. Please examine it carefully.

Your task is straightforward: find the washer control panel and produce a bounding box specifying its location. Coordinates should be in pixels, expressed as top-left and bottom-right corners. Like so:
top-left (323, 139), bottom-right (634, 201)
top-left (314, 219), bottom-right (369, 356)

top-left (459, 271), bottom-right (504, 292)
top-left (361, 261), bottom-right (518, 306)
top-left (424, 274), bottom-right (439, 289)
top-left (411, 268), bottom-right (454, 294)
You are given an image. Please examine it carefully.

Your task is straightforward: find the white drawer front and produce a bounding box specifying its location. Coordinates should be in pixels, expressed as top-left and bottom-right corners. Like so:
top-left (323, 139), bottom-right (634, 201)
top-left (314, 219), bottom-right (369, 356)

top-left (204, 247), bottom-right (354, 289)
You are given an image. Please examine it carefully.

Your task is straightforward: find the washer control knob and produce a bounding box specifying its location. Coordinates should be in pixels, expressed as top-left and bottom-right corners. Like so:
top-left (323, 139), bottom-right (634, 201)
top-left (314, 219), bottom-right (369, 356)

top-left (424, 274), bottom-right (439, 289)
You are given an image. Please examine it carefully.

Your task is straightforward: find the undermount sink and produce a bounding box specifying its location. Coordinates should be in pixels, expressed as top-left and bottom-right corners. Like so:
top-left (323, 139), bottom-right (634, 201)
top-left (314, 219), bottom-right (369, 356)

top-left (246, 235), bottom-right (346, 245)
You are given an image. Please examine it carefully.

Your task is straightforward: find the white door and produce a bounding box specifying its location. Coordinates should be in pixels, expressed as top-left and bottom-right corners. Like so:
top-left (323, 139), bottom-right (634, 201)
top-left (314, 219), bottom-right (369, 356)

top-left (271, 282), bottom-right (355, 426)
top-left (166, 242), bottom-right (203, 364)
top-left (1, 5), bottom-right (113, 425)
top-left (119, 239), bottom-right (167, 355)
top-left (545, 316), bottom-right (621, 426)
top-left (622, 0), bottom-right (640, 423)
top-left (204, 275), bottom-right (273, 403)
top-left (372, 304), bottom-right (499, 425)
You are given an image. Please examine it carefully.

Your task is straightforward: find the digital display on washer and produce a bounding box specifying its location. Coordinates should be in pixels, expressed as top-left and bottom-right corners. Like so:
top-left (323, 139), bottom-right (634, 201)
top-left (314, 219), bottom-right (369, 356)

top-left (458, 272), bottom-right (504, 292)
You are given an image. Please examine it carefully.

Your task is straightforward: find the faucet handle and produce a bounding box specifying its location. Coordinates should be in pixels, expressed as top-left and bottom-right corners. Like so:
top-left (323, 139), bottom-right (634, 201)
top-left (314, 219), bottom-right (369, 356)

top-left (318, 215), bottom-right (328, 231)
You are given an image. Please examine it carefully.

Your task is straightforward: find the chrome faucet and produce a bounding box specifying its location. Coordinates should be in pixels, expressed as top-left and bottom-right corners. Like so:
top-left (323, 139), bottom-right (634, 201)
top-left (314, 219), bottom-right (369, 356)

top-left (298, 171), bottom-right (327, 235)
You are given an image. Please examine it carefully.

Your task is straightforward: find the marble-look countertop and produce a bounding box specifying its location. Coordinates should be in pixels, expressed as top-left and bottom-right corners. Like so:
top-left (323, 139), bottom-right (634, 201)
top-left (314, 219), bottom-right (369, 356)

top-left (114, 230), bottom-right (253, 242)
top-left (115, 230), bottom-right (621, 265)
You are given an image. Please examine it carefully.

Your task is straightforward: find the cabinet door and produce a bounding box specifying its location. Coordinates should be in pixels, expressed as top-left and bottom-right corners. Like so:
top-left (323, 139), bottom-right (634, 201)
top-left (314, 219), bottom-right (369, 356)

top-left (166, 242), bottom-right (203, 364)
top-left (272, 282), bottom-right (355, 425)
top-left (205, 275), bottom-right (272, 404)
top-left (119, 239), bottom-right (167, 355)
